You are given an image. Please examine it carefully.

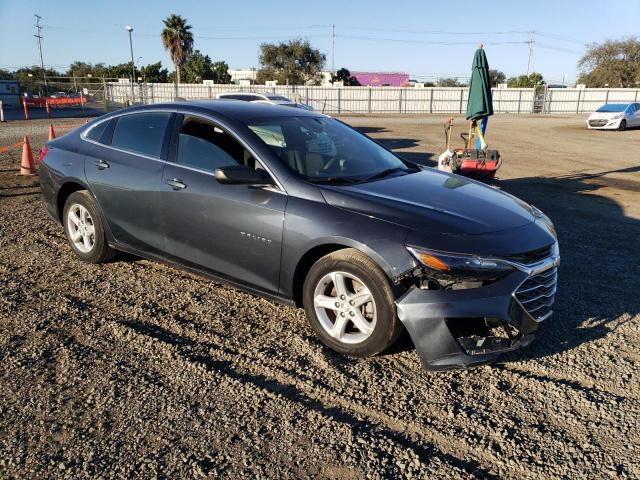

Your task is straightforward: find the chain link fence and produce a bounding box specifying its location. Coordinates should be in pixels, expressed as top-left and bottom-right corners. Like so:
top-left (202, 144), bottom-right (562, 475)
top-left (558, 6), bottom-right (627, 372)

top-left (103, 82), bottom-right (640, 115)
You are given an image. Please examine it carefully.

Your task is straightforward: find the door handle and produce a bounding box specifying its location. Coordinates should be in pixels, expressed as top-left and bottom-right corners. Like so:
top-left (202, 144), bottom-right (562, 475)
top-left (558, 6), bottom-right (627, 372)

top-left (94, 159), bottom-right (109, 170)
top-left (166, 178), bottom-right (187, 190)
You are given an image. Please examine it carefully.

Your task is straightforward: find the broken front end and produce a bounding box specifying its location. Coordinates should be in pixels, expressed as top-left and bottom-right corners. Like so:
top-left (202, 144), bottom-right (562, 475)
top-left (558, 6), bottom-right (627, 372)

top-left (395, 243), bottom-right (560, 370)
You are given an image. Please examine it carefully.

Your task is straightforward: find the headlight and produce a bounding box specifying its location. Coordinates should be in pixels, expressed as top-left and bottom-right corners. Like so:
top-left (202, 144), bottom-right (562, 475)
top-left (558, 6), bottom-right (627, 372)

top-left (611, 114), bottom-right (623, 119)
top-left (406, 246), bottom-right (515, 281)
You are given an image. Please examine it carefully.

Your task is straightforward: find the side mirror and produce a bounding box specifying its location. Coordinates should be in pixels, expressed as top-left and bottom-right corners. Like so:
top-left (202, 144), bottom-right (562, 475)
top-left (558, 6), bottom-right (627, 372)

top-left (214, 165), bottom-right (274, 186)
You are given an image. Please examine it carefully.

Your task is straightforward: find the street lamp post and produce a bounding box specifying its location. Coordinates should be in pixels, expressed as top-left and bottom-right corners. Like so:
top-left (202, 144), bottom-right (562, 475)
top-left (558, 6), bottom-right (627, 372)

top-left (126, 26), bottom-right (135, 103)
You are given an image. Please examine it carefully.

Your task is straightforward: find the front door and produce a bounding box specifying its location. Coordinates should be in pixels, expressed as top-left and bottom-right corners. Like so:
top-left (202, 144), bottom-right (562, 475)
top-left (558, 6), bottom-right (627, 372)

top-left (160, 114), bottom-right (287, 294)
top-left (84, 111), bottom-right (173, 254)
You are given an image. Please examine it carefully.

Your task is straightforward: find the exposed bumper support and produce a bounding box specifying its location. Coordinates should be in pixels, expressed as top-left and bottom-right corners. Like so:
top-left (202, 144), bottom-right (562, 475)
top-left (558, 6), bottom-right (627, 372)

top-left (396, 270), bottom-right (546, 370)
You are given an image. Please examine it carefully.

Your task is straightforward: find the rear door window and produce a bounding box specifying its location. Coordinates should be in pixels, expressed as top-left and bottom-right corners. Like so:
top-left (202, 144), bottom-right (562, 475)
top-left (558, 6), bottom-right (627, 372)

top-left (111, 112), bottom-right (172, 157)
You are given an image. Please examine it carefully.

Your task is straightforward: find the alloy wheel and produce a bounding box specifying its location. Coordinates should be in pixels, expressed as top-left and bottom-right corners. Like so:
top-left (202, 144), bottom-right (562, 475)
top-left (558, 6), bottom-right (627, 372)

top-left (67, 204), bottom-right (96, 253)
top-left (313, 271), bottom-right (377, 344)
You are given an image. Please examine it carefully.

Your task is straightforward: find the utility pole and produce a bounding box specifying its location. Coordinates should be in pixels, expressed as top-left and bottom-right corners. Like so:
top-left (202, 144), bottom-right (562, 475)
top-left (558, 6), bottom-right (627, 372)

top-left (126, 26), bottom-right (135, 103)
top-left (526, 31), bottom-right (534, 76)
top-left (331, 24), bottom-right (335, 73)
top-left (34, 14), bottom-right (48, 94)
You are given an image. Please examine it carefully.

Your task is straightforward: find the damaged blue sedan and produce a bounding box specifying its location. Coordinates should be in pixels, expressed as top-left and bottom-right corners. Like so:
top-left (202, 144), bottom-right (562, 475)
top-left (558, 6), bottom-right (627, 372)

top-left (39, 101), bottom-right (559, 369)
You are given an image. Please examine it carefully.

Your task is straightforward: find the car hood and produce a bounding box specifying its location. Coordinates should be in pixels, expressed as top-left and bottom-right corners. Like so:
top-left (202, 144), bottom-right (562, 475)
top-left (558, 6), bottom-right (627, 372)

top-left (589, 111), bottom-right (625, 119)
top-left (320, 169), bottom-right (536, 236)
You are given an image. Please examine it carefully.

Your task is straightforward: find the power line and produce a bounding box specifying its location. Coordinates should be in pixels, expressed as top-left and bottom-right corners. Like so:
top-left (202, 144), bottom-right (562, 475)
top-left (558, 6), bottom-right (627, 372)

top-left (535, 31), bottom-right (587, 46)
top-left (337, 34), bottom-right (530, 46)
top-left (336, 25), bottom-right (531, 35)
top-left (41, 24), bottom-right (330, 41)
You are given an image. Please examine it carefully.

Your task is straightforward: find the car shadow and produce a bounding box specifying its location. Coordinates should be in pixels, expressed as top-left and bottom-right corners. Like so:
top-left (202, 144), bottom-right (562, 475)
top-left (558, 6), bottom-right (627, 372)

top-left (353, 126), bottom-right (435, 167)
top-left (378, 163), bottom-right (640, 363)
top-left (497, 165), bottom-right (640, 363)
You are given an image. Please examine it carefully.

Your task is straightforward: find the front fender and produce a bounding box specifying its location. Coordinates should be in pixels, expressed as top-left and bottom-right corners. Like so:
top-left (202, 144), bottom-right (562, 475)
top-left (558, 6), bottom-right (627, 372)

top-left (280, 196), bottom-right (413, 299)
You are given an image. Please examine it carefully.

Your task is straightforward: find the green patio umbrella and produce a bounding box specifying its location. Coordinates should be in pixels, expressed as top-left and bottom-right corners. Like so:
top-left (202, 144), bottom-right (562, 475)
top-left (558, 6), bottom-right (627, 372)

top-left (466, 46), bottom-right (493, 148)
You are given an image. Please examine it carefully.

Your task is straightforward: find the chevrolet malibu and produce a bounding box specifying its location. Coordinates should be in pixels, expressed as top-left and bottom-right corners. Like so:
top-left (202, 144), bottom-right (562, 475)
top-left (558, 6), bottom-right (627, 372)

top-left (39, 101), bottom-right (559, 369)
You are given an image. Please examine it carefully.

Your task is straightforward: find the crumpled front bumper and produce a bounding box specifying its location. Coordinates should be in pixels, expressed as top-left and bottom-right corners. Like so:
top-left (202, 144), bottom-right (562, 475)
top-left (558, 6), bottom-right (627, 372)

top-left (396, 266), bottom-right (555, 370)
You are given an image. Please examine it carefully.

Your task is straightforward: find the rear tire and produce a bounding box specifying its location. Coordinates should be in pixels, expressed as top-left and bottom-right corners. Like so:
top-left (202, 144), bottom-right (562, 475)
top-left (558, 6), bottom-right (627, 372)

top-left (302, 248), bottom-right (403, 357)
top-left (63, 191), bottom-right (115, 263)
top-left (619, 120), bottom-right (627, 131)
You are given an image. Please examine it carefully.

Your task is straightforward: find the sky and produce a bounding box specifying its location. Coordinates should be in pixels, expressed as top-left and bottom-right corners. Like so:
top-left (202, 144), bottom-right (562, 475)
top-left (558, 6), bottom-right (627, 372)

top-left (1, 0), bottom-right (639, 84)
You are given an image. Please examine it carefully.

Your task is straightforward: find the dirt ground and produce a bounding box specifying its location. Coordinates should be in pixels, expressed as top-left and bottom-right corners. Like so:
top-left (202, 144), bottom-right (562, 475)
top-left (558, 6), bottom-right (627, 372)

top-left (0, 115), bottom-right (638, 479)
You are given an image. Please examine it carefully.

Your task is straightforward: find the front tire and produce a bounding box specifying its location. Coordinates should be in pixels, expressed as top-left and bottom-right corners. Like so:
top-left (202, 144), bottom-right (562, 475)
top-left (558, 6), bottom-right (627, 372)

top-left (63, 191), bottom-right (115, 263)
top-left (302, 248), bottom-right (402, 357)
top-left (619, 120), bottom-right (627, 131)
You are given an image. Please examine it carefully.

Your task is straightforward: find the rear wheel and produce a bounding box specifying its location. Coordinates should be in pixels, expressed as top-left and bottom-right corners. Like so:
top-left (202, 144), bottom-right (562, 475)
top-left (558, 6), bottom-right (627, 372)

top-left (619, 120), bottom-right (627, 131)
top-left (63, 191), bottom-right (115, 263)
top-left (302, 248), bottom-right (402, 357)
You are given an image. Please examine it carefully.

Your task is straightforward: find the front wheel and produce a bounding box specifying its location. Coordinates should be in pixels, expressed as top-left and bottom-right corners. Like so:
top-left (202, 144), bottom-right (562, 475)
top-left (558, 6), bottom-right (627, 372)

top-left (302, 248), bottom-right (403, 357)
top-left (619, 120), bottom-right (627, 131)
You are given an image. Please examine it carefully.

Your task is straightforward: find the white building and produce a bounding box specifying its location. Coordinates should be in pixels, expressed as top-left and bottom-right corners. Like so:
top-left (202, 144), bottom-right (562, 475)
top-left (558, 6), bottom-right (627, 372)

top-left (228, 69), bottom-right (335, 86)
top-left (228, 69), bottom-right (258, 84)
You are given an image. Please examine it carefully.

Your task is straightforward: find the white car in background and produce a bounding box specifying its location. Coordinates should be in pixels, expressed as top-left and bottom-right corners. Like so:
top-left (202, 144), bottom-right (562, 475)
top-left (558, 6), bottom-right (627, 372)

top-left (216, 92), bottom-right (314, 111)
top-left (586, 103), bottom-right (640, 130)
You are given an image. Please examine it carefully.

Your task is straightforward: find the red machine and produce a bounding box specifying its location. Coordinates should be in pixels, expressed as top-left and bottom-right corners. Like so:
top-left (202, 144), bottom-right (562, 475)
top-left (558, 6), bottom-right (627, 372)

top-left (439, 118), bottom-right (502, 180)
top-left (452, 148), bottom-right (501, 179)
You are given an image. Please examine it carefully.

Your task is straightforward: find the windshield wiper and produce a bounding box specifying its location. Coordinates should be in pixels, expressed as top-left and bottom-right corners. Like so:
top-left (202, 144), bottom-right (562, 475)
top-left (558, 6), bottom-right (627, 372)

top-left (307, 176), bottom-right (361, 185)
top-left (360, 167), bottom-right (411, 183)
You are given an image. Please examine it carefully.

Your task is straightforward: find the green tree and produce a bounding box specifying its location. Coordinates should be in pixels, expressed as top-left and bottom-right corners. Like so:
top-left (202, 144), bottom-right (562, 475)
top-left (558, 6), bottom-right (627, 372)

top-left (179, 51), bottom-right (231, 83)
top-left (139, 62), bottom-right (169, 83)
top-left (181, 50), bottom-right (210, 83)
top-left (211, 61), bottom-right (231, 84)
top-left (438, 77), bottom-right (462, 87)
top-left (0, 69), bottom-right (14, 80)
top-left (489, 69), bottom-right (506, 87)
top-left (102, 62), bottom-right (136, 80)
top-left (578, 37), bottom-right (640, 87)
top-left (161, 14), bottom-right (194, 84)
top-left (66, 61), bottom-right (109, 83)
top-left (15, 66), bottom-right (61, 94)
top-left (507, 72), bottom-right (545, 88)
top-left (331, 67), bottom-right (360, 86)
top-left (256, 39), bottom-right (325, 85)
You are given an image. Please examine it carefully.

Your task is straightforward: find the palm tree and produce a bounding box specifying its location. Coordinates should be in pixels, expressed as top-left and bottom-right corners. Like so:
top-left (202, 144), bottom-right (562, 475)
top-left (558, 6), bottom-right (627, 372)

top-left (161, 14), bottom-right (194, 84)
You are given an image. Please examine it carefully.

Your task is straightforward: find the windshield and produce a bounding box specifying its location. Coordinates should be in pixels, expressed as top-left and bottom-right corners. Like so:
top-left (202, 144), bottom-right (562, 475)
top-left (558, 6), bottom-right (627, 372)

top-left (596, 104), bottom-right (628, 113)
top-left (248, 116), bottom-right (411, 182)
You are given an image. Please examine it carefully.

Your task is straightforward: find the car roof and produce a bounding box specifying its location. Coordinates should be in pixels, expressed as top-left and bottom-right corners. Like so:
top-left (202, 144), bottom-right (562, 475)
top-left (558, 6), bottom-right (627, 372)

top-left (131, 100), bottom-right (321, 121)
top-left (219, 92), bottom-right (266, 97)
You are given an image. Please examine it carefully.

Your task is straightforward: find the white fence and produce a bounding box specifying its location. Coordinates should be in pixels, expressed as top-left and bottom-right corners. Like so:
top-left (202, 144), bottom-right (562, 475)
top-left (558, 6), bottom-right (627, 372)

top-left (542, 88), bottom-right (640, 113)
top-left (105, 83), bottom-right (640, 115)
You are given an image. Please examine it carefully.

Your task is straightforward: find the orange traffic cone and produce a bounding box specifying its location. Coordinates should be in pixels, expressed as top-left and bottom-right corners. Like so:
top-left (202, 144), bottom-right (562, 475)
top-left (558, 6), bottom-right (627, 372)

top-left (20, 136), bottom-right (36, 175)
top-left (48, 124), bottom-right (56, 141)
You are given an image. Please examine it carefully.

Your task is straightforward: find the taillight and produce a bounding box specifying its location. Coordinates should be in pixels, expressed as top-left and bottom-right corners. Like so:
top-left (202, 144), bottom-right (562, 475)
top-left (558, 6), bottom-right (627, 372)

top-left (38, 146), bottom-right (49, 163)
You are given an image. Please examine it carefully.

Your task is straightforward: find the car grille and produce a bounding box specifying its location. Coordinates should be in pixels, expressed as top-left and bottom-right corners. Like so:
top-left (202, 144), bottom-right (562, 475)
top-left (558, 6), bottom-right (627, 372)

top-left (589, 119), bottom-right (608, 127)
top-left (515, 267), bottom-right (558, 320)
top-left (505, 245), bottom-right (553, 265)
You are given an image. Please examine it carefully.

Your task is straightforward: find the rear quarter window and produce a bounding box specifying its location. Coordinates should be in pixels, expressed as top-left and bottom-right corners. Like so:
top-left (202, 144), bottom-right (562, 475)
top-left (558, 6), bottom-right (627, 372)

top-left (85, 121), bottom-right (109, 143)
top-left (111, 112), bottom-right (172, 157)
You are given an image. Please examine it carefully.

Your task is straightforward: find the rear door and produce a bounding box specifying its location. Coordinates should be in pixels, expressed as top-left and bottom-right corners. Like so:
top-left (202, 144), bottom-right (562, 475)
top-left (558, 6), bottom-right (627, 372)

top-left (160, 113), bottom-right (287, 294)
top-left (84, 110), bottom-right (174, 254)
